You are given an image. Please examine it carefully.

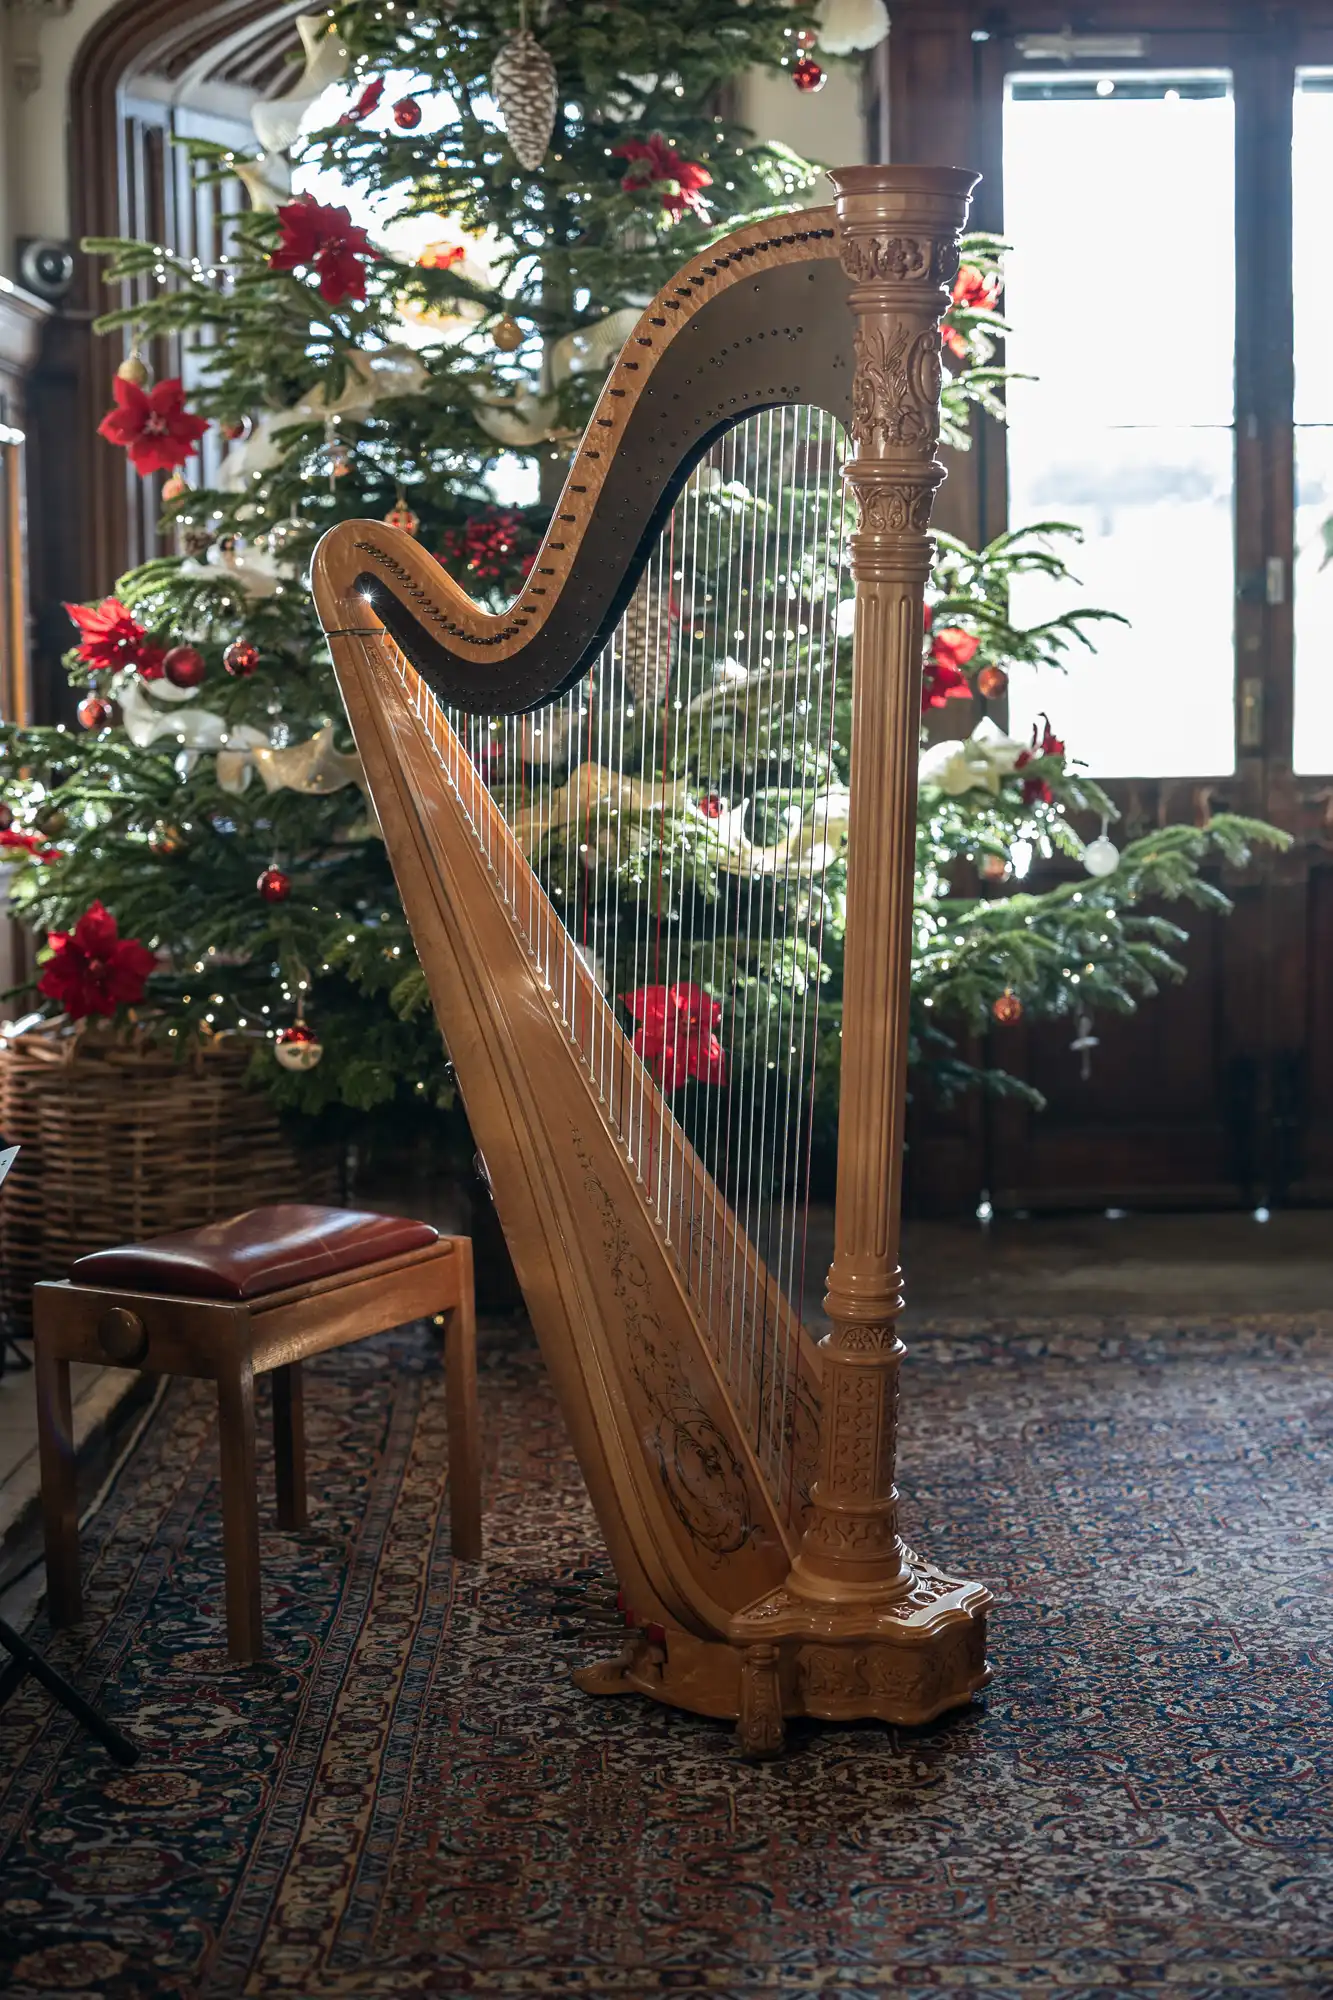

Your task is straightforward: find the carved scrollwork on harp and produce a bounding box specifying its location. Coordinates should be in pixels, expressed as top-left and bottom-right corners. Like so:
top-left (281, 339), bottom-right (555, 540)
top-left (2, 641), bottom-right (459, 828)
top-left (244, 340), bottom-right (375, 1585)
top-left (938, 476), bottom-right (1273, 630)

top-left (839, 234), bottom-right (934, 283)
top-left (571, 1129), bottom-right (758, 1561)
top-left (849, 323), bottom-right (943, 453)
top-left (856, 484), bottom-right (939, 535)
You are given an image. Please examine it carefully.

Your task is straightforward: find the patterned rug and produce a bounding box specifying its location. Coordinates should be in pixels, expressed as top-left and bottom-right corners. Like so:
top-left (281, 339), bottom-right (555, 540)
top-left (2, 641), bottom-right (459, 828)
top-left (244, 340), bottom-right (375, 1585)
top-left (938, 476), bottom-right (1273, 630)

top-left (1, 1314), bottom-right (1330, 2000)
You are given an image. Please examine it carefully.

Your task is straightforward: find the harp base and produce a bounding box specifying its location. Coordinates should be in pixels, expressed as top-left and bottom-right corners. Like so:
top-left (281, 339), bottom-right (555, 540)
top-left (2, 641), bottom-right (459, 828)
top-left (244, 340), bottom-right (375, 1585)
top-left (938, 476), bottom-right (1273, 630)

top-left (572, 1549), bottom-right (991, 1761)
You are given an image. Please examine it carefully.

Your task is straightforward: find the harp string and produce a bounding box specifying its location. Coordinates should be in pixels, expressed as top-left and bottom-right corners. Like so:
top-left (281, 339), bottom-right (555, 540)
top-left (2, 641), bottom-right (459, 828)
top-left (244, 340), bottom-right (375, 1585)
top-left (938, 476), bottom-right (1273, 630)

top-left (373, 406), bottom-right (848, 1502)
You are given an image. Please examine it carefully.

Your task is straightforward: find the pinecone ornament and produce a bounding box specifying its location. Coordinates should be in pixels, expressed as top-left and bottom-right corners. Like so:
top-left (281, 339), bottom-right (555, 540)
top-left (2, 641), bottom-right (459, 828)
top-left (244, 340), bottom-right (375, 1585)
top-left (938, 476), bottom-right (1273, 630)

top-left (620, 573), bottom-right (672, 710)
top-left (491, 26), bottom-right (558, 171)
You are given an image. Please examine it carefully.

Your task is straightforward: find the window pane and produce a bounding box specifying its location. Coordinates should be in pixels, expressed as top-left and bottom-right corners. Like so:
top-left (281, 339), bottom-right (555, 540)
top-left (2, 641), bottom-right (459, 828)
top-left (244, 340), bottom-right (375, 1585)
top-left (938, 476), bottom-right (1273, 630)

top-left (1003, 73), bottom-right (1236, 778)
top-left (1293, 71), bottom-right (1333, 772)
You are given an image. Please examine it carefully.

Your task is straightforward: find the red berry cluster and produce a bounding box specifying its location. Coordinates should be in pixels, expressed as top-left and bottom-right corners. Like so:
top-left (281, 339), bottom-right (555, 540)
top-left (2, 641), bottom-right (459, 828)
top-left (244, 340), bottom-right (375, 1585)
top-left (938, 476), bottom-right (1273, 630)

top-left (438, 508), bottom-right (535, 584)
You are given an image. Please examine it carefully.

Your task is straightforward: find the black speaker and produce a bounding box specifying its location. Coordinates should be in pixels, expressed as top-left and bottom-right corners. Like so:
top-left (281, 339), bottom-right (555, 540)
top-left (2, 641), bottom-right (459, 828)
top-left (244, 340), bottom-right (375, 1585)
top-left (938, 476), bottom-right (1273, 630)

top-left (17, 238), bottom-right (74, 303)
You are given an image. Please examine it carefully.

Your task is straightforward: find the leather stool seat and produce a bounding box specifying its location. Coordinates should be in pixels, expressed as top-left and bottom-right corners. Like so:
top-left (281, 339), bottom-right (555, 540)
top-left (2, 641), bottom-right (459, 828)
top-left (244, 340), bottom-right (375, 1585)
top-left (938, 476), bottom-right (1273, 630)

top-left (71, 1204), bottom-right (439, 1301)
top-left (36, 1206), bottom-right (478, 1664)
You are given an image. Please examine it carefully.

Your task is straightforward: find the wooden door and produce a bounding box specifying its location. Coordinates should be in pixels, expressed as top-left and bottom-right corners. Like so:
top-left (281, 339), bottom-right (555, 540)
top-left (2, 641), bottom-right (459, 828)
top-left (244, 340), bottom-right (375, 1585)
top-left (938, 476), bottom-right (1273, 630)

top-left (882, 1), bottom-right (1333, 1215)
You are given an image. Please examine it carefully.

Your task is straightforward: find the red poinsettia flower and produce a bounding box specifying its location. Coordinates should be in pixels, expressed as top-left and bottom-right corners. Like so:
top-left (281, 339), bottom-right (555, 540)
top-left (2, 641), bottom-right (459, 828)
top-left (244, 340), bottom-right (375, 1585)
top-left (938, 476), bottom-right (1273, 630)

top-left (0, 828), bottom-right (60, 865)
top-left (921, 606), bottom-right (980, 710)
top-left (38, 901), bottom-right (155, 1021)
top-left (613, 136), bottom-right (713, 221)
top-left (623, 981), bottom-right (726, 1091)
top-left (943, 264), bottom-right (1003, 360)
top-left (97, 378), bottom-right (208, 477)
top-left (343, 77), bottom-right (384, 123)
top-left (270, 195), bottom-right (374, 306)
top-left (63, 598), bottom-right (166, 680)
top-left (1015, 714), bottom-right (1065, 805)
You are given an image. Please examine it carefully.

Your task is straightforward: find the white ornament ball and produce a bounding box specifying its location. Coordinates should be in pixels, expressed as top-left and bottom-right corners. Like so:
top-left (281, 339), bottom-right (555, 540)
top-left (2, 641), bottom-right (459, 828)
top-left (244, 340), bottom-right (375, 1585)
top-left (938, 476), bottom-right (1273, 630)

top-left (274, 1023), bottom-right (324, 1072)
top-left (1082, 836), bottom-right (1121, 878)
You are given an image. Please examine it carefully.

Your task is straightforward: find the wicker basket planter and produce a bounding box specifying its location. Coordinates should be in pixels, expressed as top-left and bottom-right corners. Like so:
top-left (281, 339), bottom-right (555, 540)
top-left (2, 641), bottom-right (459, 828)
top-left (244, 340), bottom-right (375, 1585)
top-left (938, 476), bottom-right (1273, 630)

top-left (0, 1017), bottom-right (339, 1329)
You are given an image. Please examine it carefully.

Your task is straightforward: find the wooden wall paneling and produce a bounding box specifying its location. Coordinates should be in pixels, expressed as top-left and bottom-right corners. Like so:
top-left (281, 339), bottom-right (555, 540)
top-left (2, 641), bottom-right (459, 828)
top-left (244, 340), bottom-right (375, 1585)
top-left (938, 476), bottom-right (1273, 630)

top-left (959, 896), bottom-right (1241, 1213)
top-left (886, 4), bottom-right (981, 171)
top-left (1292, 862), bottom-right (1333, 1197)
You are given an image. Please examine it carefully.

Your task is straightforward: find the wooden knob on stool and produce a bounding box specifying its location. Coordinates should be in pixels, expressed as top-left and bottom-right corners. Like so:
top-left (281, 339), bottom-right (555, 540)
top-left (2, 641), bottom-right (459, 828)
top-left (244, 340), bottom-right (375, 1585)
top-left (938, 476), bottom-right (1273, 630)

top-left (96, 1306), bottom-right (148, 1365)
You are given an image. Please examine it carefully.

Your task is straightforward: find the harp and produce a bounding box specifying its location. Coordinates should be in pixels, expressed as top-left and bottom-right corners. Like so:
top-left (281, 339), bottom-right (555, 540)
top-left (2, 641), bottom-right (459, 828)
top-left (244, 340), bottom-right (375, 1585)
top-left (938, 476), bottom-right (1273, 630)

top-left (312, 167), bottom-right (991, 1757)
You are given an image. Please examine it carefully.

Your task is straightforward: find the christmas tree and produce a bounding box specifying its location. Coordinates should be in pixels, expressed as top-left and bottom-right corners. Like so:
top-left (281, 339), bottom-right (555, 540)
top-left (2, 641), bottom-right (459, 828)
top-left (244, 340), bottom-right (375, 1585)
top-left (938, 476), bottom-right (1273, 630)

top-left (0, 0), bottom-right (1282, 1193)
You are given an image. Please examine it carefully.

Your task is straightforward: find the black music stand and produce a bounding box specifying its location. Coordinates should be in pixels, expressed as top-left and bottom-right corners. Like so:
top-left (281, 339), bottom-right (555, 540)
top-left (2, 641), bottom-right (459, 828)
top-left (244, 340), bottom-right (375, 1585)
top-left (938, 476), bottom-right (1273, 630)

top-left (0, 1144), bottom-right (139, 1765)
top-left (0, 1616), bottom-right (138, 1764)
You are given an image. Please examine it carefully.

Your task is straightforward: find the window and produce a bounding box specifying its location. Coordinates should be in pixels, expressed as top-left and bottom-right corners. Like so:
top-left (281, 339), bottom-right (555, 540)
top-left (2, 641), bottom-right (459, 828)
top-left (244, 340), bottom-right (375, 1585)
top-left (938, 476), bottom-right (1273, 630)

top-left (1003, 72), bottom-right (1237, 778)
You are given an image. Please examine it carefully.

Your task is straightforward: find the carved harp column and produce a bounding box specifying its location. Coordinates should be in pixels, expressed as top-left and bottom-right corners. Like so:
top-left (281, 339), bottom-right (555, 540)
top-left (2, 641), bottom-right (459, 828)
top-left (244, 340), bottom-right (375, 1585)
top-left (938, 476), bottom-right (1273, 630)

top-left (730, 166), bottom-right (990, 1758)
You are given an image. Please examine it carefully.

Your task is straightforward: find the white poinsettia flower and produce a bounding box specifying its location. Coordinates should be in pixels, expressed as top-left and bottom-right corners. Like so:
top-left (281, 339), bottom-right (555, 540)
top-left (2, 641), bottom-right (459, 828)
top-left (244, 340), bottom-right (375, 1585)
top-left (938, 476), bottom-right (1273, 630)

top-left (919, 718), bottom-right (1028, 797)
top-left (116, 675), bottom-right (267, 756)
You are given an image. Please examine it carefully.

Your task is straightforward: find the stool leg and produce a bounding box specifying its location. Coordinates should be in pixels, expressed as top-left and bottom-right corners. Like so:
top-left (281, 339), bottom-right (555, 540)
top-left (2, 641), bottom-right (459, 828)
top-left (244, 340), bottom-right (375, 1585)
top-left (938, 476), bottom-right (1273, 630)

top-left (34, 1336), bottom-right (81, 1627)
top-left (444, 1239), bottom-right (483, 1561)
top-left (216, 1357), bottom-right (263, 1663)
top-left (271, 1363), bottom-right (308, 1531)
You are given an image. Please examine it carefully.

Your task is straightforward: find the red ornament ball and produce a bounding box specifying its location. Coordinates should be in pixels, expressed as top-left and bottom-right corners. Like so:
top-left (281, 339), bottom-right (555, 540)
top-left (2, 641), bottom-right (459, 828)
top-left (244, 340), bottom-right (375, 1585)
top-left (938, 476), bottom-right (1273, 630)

top-left (393, 96), bottom-right (422, 129)
top-left (257, 865), bottom-right (291, 904)
top-left (794, 25), bottom-right (819, 47)
top-left (792, 55), bottom-right (826, 92)
top-left (697, 793), bottom-right (724, 819)
top-left (384, 499), bottom-right (420, 536)
top-left (77, 694), bottom-right (114, 731)
top-left (163, 644), bottom-right (207, 689)
top-left (223, 640), bottom-right (260, 678)
top-left (274, 1019), bottom-right (324, 1072)
top-left (992, 988), bottom-right (1024, 1025)
top-left (976, 664), bottom-right (1009, 700)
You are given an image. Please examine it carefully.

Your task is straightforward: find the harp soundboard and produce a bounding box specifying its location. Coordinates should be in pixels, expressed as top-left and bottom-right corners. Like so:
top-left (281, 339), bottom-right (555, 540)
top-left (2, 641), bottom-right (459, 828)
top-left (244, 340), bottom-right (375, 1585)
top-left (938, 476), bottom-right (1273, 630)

top-left (313, 166), bottom-right (991, 1757)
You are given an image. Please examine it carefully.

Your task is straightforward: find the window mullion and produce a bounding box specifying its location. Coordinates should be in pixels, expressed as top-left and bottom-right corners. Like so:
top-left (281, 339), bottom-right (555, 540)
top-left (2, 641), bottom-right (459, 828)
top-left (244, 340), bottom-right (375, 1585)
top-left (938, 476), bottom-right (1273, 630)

top-left (1234, 38), bottom-right (1296, 802)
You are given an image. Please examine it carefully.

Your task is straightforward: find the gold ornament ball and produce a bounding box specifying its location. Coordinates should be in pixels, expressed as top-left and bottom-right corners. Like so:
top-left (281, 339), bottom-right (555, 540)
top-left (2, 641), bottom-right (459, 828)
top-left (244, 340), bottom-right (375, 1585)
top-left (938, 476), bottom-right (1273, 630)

top-left (117, 353), bottom-right (150, 387)
top-left (161, 474), bottom-right (190, 503)
top-left (492, 315), bottom-right (524, 353)
top-left (979, 852), bottom-right (1008, 881)
top-left (992, 988), bottom-right (1024, 1025)
top-left (148, 822), bottom-right (185, 856)
top-left (976, 664), bottom-right (1009, 700)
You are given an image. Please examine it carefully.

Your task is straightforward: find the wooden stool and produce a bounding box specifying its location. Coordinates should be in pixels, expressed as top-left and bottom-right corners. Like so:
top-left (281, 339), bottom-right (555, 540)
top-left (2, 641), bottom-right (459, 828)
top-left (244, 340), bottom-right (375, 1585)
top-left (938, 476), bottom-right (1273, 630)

top-left (33, 1204), bottom-right (480, 1663)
